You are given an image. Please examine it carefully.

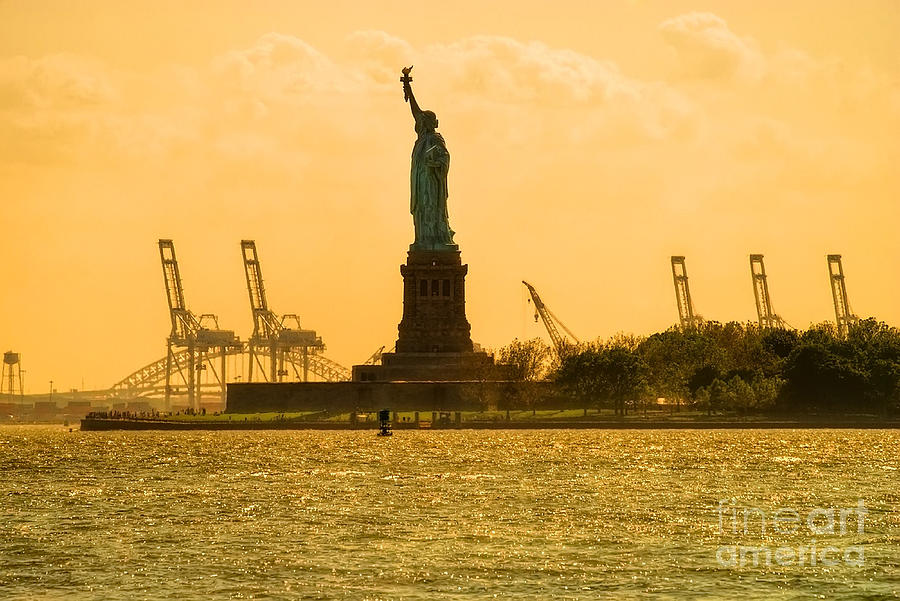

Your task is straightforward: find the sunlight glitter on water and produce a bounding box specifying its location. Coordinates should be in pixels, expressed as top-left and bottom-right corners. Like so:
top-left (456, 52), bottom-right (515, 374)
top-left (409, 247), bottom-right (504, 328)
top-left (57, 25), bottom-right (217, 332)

top-left (0, 426), bottom-right (898, 599)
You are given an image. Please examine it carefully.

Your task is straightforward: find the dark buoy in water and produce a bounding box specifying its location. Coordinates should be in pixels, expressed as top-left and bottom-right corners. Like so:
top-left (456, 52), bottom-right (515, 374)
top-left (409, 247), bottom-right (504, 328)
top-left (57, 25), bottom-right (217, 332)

top-left (377, 409), bottom-right (393, 437)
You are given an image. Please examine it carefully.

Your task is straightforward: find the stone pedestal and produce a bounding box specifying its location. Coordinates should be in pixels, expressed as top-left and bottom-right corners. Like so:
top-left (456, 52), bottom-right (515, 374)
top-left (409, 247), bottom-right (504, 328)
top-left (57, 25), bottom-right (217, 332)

top-left (351, 249), bottom-right (511, 383)
top-left (397, 249), bottom-right (472, 353)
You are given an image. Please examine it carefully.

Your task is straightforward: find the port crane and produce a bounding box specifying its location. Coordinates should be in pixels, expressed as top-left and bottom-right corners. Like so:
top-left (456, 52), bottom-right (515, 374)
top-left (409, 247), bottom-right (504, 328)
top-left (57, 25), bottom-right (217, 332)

top-left (749, 254), bottom-right (787, 328)
top-left (362, 346), bottom-right (386, 365)
top-left (241, 240), bottom-right (325, 382)
top-left (160, 239), bottom-right (239, 410)
top-left (101, 241), bottom-right (350, 409)
top-left (671, 256), bottom-right (701, 328)
top-left (827, 254), bottom-right (858, 337)
top-left (522, 281), bottom-right (579, 357)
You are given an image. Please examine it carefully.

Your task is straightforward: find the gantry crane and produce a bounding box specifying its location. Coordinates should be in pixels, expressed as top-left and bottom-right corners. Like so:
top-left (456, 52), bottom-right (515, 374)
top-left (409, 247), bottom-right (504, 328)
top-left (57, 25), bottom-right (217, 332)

top-left (241, 240), bottom-right (323, 382)
top-left (749, 254), bottom-right (786, 328)
top-left (671, 256), bottom-right (701, 328)
top-left (522, 281), bottom-right (579, 357)
top-left (827, 254), bottom-right (858, 337)
top-left (160, 239), bottom-right (239, 410)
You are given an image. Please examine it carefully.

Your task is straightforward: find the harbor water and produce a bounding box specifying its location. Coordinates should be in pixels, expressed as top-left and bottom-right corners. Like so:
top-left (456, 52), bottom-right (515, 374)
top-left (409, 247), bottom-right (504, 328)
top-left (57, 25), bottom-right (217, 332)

top-left (1, 426), bottom-right (898, 599)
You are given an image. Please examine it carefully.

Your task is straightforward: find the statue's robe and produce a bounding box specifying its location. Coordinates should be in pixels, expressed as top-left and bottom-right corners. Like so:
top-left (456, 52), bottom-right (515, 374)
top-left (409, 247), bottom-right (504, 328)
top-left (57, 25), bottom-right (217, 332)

top-left (410, 125), bottom-right (455, 250)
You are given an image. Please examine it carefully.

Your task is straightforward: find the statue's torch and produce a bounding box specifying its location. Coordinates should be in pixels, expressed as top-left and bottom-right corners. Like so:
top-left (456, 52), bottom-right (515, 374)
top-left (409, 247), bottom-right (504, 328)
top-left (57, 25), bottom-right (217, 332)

top-left (401, 65), bottom-right (413, 102)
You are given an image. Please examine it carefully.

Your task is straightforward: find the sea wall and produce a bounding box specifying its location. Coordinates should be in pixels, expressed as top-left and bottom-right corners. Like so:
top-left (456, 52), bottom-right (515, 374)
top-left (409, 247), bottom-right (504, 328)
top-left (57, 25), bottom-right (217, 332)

top-left (226, 380), bottom-right (556, 413)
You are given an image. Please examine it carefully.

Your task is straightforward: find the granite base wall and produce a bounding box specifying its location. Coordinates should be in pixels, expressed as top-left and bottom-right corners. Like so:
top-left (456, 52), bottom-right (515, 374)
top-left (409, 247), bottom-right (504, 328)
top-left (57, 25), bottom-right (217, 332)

top-left (226, 381), bottom-right (557, 413)
top-left (352, 351), bottom-right (514, 382)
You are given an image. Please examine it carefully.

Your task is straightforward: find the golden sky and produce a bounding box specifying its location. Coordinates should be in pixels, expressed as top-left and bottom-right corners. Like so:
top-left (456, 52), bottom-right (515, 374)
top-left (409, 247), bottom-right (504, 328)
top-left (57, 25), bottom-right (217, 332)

top-left (1, 0), bottom-right (898, 392)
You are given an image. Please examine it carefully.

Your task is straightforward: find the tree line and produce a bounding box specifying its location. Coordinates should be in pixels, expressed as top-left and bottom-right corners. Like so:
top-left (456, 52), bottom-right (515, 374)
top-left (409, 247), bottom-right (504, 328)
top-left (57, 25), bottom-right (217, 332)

top-left (497, 319), bottom-right (900, 416)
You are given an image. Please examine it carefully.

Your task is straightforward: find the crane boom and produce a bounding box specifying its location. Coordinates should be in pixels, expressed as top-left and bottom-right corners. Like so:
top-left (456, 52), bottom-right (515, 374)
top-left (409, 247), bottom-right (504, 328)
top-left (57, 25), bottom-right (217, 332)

top-left (242, 240), bottom-right (268, 312)
top-left (159, 239), bottom-right (199, 340)
top-left (827, 254), bottom-right (858, 337)
top-left (241, 240), bottom-right (281, 340)
top-left (363, 346), bottom-right (386, 365)
top-left (749, 254), bottom-right (789, 329)
top-left (522, 281), bottom-right (579, 356)
top-left (240, 240), bottom-right (327, 382)
top-left (671, 256), bottom-right (700, 328)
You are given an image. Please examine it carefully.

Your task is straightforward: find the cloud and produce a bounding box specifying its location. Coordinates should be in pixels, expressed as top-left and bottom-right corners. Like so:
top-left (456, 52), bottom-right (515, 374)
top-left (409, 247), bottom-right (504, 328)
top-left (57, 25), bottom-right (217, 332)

top-left (341, 34), bottom-right (696, 145)
top-left (0, 24), bottom-right (892, 192)
top-left (344, 30), bottom-right (415, 83)
top-left (0, 54), bottom-right (116, 110)
top-left (211, 32), bottom-right (353, 102)
top-left (428, 36), bottom-right (639, 106)
top-left (659, 12), bottom-right (764, 82)
top-left (0, 54), bottom-right (121, 163)
top-left (191, 33), bottom-right (698, 161)
top-left (0, 32), bottom-right (699, 168)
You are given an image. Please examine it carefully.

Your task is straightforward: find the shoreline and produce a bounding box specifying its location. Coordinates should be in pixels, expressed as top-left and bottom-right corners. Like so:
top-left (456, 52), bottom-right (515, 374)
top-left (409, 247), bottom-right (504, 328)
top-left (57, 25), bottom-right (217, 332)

top-left (79, 417), bottom-right (900, 431)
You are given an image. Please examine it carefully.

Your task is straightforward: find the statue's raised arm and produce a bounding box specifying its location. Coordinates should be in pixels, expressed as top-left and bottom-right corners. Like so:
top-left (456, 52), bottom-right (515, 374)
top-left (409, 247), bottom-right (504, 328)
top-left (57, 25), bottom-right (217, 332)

top-left (401, 66), bottom-right (422, 121)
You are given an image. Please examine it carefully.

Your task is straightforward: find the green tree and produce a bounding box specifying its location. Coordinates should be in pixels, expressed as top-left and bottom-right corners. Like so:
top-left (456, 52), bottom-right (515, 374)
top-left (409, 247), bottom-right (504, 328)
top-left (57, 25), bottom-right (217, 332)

top-left (779, 343), bottom-right (868, 412)
top-left (762, 327), bottom-right (800, 360)
top-left (497, 338), bottom-right (552, 381)
top-left (533, 317), bottom-right (900, 417)
top-left (556, 344), bottom-right (650, 416)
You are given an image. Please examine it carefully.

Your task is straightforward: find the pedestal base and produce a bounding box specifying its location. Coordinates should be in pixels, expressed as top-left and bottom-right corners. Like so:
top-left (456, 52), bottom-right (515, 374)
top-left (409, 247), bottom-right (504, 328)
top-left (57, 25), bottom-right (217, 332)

top-left (352, 351), bottom-right (514, 382)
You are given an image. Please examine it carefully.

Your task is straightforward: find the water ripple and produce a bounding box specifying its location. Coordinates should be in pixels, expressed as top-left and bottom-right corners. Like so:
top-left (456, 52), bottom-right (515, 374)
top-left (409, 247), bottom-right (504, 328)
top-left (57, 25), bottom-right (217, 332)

top-left (0, 426), bottom-right (898, 599)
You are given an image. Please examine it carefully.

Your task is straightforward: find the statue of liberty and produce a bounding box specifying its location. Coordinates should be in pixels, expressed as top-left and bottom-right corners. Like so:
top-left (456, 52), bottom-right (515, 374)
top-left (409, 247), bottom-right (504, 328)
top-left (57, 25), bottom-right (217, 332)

top-left (401, 66), bottom-right (457, 251)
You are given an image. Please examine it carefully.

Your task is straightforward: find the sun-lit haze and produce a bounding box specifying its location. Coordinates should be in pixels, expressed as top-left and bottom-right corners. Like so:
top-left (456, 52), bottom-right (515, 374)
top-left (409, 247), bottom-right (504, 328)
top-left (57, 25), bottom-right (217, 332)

top-left (1, 0), bottom-right (898, 392)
